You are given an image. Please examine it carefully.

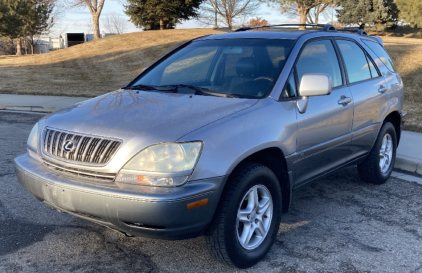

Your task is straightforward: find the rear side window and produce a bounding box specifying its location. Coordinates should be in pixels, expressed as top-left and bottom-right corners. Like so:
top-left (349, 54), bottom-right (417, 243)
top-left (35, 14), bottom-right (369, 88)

top-left (296, 40), bottom-right (342, 88)
top-left (362, 39), bottom-right (397, 72)
top-left (336, 40), bottom-right (372, 83)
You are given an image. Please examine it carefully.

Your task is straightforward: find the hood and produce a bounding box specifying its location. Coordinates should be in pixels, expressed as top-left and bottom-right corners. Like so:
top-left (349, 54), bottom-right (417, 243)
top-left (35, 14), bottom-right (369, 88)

top-left (41, 90), bottom-right (258, 171)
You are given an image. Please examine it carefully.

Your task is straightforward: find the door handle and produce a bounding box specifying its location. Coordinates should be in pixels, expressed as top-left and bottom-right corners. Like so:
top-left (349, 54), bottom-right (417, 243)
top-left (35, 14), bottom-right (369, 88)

top-left (378, 85), bottom-right (388, 93)
top-left (338, 96), bottom-right (352, 105)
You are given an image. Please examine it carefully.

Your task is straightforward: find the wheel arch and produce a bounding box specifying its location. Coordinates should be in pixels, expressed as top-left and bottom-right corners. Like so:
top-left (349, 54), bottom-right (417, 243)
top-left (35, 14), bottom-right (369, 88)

top-left (383, 110), bottom-right (401, 144)
top-left (225, 147), bottom-right (292, 214)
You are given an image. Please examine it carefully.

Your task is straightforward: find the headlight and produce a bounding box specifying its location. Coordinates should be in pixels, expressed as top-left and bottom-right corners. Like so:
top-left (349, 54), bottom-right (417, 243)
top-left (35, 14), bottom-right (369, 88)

top-left (27, 122), bottom-right (39, 152)
top-left (116, 142), bottom-right (203, 187)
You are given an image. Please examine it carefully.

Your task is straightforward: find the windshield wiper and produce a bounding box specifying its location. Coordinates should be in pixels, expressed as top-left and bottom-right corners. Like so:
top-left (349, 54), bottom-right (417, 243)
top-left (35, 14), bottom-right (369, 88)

top-left (161, 84), bottom-right (238, 98)
top-left (126, 84), bottom-right (176, 92)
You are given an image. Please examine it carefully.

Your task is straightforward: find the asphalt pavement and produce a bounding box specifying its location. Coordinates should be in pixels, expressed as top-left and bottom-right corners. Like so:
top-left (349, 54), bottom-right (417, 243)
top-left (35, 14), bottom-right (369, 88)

top-left (1, 111), bottom-right (422, 272)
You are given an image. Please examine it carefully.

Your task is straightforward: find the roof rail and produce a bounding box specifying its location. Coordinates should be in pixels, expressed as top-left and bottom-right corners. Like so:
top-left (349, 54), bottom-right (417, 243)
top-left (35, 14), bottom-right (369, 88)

top-left (235, 24), bottom-right (337, 32)
top-left (340, 28), bottom-right (368, 36)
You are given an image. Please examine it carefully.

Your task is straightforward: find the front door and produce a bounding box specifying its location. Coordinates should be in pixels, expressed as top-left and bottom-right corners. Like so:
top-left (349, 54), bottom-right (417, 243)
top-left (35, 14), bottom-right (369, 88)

top-left (290, 39), bottom-right (354, 186)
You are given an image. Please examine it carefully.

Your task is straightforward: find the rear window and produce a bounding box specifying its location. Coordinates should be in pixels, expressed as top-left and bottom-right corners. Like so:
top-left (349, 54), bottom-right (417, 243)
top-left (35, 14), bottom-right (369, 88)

top-left (362, 39), bottom-right (397, 72)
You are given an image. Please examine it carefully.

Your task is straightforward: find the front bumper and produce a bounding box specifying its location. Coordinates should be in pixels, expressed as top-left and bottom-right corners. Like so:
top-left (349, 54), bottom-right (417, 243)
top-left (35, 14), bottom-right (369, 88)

top-left (14, 154), bottom-right (226, 240)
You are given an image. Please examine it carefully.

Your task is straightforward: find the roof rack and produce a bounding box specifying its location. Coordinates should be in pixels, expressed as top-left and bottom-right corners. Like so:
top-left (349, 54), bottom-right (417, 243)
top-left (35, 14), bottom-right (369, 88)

top-left (339, 28), bottom-right (368, 35)
top-left (235, 24), bottom-right (337, 32)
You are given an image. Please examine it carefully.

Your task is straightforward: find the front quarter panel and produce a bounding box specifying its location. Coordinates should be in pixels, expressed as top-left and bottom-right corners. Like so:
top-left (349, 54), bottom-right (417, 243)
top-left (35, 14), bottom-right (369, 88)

top-left (178, 98), bottom-right (297, 181)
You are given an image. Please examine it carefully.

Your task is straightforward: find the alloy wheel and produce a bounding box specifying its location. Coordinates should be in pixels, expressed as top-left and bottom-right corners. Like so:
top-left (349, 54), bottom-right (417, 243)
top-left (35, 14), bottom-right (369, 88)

top-left (379, 133), bottom-right (393, 174)
top-left (236, 184), bottom-right (273, 250)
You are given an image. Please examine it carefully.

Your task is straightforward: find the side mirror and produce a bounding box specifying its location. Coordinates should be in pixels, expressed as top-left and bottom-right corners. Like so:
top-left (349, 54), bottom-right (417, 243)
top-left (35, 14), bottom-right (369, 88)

top-left (299, 73), bottom-right (332, 97)
top-left (296, 73), bottom-right (332, 114)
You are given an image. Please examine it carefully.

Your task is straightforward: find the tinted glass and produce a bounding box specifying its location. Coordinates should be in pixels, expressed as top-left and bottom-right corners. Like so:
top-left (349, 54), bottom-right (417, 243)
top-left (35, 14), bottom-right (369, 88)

top-left (296, 40), bottom-right (342, 88)
top-left (224, 46), bottom-right (254, 77)
top-left (367, 55), bottom-right (380, 78)
top-left (267, 46), bottom-right (287, 68)
top-left (282, 72), bottom-right (296, 98)
top-left (337, 40), bottom-right (371, 83)
top-left (362, 39), bottom-right (397, 72)
top-left (131, 39), bottom-right (295, 99)
top-left (161, 47), bottom-right (217, 85)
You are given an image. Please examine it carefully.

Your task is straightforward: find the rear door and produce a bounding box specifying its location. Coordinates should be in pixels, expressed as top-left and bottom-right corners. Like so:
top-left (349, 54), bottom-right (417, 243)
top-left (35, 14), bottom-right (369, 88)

top-left (290, 38), bottom-right (354, 186)
top-left (335, 38), bottom-right (388, 159)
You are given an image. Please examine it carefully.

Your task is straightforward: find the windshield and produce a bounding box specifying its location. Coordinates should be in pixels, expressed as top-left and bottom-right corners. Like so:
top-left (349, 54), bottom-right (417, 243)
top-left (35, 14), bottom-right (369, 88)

top-left (127, 38), bottom-right (295, 99)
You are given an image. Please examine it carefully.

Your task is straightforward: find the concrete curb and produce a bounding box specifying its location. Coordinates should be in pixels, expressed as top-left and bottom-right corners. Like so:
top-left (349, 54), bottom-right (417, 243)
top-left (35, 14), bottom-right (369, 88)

top-left (394, 156), bottom-right (422, 176)
top-left (0, 105), bottom-right (59, 113)
top-left (0, 94), bottom-right (88, 114)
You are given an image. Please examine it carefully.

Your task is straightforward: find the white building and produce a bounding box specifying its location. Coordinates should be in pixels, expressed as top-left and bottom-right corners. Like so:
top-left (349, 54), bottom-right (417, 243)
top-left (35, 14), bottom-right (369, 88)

top-left (51, 37), bottom-right (64, 50)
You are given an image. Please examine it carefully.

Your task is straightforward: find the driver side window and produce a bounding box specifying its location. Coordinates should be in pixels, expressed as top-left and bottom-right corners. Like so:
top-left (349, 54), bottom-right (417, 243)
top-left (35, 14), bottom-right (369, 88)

top-left (295, 40), bottom-right (343, 89)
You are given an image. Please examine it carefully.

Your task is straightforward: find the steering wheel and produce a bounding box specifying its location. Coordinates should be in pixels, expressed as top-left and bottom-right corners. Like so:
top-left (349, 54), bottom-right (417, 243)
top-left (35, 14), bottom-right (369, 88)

top-left (253, 76), bottom-right (274, 82)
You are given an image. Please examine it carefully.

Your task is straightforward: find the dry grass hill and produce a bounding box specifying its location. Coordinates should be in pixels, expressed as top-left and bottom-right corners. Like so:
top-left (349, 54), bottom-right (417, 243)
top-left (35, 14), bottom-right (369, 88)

top-left (0, 29), bottom-right (222, 97)
top-left (0, 29), bottom-right (420, 132)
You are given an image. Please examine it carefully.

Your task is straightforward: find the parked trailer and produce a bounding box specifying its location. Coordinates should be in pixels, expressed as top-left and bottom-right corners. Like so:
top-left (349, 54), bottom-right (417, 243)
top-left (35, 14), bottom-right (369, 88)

top-left (65, 33), bottom-right (85, 47)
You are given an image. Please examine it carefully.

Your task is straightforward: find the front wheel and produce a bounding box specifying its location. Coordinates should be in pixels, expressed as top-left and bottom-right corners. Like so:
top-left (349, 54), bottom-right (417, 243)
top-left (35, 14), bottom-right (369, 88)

top-left (205, 162), bottom-right (282, 268)
top-left (358, 122), bottom-right (397, 184)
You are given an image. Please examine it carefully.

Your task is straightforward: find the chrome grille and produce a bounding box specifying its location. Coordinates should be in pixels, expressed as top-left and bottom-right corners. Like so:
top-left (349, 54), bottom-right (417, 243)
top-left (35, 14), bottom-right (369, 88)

top-left (42, 128), bottom-right (122, 165)
top-left (43, 159), bottom-right (116, 182)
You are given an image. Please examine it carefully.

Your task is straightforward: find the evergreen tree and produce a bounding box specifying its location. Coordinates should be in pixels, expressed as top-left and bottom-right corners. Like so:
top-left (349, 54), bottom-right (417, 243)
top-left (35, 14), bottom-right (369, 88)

top-left (124, 0), bottom-right (204, 30)
top-left (395, 0), bottom-right (422, 29)
top-left (337, 0), bottom-right (398, 30)
top-left (0, 0), bottom-right (54, 55)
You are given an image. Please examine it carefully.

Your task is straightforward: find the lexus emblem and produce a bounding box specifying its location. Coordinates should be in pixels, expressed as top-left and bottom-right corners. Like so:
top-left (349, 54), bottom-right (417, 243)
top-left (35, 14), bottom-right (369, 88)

top-left (63, 140), bottom-right (77, 153)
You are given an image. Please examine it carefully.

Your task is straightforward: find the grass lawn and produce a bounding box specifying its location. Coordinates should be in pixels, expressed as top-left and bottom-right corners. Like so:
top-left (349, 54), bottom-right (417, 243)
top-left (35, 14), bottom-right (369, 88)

top-left (383, 37), bottom-right (422, 132)
top-left (0, 30), bottom-right (420, 132)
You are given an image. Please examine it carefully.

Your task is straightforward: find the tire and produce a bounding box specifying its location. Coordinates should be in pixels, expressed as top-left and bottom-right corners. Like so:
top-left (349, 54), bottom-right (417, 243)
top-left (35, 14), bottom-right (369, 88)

top-left (205, 162), bottom-right (282, 268)
top-left (357, 122), bottom-right (397, 184)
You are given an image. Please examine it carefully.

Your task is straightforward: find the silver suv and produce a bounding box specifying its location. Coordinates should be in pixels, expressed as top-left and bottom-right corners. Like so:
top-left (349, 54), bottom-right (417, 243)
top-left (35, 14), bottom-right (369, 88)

top-left (14, 24), bottom-right (406, 268)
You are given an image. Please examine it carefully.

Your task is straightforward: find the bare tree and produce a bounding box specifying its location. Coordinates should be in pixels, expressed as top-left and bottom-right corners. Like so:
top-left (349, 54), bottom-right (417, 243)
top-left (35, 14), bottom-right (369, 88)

top-left (306, 2), bottom-right (330, 24)
top-left (103, 13), bottom-right (128, 34)
top-left (86, 19), bottom-right (93, 33)
top-left (61, 0), bottom-right (106, 39)
top-left (199, 0), bottom-right (261, 29)
top-left (263, 0), bottom-right (336, 29)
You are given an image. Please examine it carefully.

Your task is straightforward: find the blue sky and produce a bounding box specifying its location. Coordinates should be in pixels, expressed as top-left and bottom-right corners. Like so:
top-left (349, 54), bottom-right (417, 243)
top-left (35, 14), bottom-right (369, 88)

top-left (55, 1), bottom-right (331, 36)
